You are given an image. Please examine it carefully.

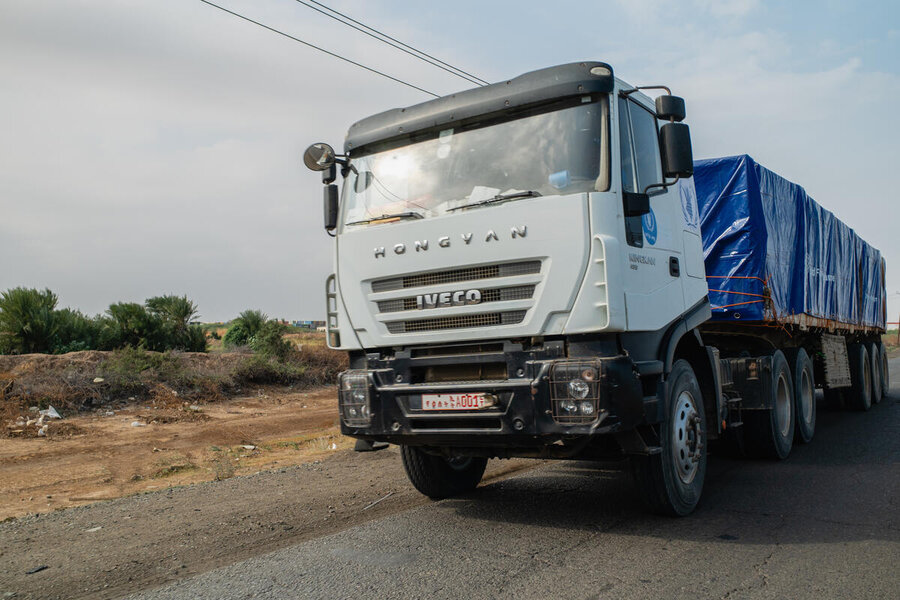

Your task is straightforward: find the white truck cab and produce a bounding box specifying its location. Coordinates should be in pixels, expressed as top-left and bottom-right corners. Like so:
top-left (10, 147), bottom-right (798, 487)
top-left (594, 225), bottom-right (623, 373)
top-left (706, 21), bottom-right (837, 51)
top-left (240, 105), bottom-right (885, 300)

top-left (304, 62), bottom-right (716, 516)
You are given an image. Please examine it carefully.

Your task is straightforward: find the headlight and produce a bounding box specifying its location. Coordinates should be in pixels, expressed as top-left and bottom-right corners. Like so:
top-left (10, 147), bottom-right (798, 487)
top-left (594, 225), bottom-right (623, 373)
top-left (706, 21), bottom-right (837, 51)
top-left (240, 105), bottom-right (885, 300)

top-left (567, 380), bottom-right (590, 399)
top-left (549, 361), bottom-right (601, 424)
top-left (338, 370), bottom-right (371, 427)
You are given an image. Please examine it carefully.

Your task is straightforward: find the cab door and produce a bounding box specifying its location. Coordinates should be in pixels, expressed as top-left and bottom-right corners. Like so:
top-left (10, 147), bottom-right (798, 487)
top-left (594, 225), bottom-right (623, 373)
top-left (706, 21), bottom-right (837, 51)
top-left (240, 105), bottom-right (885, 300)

top-left (617, 95), bottom-right (688, 331)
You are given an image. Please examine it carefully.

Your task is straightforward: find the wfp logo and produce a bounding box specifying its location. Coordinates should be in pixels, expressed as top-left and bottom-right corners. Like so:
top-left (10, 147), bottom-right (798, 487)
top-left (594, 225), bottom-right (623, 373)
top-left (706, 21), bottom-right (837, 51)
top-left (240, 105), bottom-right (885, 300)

top-left (680, 181), bottom-right (700, 230)
top-left (642, 207), bottom-right (657, 246)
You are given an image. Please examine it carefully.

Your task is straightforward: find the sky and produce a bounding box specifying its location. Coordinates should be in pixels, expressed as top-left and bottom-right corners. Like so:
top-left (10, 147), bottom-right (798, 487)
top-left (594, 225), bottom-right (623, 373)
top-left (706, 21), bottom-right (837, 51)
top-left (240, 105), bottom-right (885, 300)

top-left (1, 0), bottom-right (899, 323)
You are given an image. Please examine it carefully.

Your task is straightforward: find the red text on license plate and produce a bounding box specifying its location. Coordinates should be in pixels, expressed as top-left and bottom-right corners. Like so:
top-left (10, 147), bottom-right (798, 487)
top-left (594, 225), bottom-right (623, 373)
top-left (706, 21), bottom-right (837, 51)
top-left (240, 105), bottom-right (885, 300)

top-left (421, 393), bottom-right (489, 411)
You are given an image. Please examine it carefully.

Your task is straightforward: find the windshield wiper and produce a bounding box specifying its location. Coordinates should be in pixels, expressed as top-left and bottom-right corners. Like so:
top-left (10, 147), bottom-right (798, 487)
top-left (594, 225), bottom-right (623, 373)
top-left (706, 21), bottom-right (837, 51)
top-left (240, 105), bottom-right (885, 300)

top-left (447, 190), bottom-right (542, 212)
top-left (345, 211), bottom-right (424, 226)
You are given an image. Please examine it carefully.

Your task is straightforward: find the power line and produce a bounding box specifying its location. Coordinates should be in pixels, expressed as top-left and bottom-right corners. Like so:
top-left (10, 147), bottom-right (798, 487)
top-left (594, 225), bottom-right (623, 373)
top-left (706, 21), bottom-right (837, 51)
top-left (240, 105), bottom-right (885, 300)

top-left (198, 0), bottom-right (439, 98)
top-left (293, 0), bottom-right (487, 87)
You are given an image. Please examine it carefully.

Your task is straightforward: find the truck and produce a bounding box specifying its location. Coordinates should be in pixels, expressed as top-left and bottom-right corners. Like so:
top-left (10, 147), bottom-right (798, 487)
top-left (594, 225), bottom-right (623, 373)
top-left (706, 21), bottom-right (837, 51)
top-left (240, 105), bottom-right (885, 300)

top-left (301, 62), bottom-right (887, 516)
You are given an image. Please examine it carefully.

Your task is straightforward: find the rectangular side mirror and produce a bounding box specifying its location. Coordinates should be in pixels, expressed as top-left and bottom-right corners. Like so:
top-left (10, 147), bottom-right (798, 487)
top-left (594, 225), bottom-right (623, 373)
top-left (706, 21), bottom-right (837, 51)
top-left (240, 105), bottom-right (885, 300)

top-left (324, 184), bottom-right (339, 232)
top-left (659, 122), bottom-right (693, 178)
top-left (655, 95), bottom-right (686, 122)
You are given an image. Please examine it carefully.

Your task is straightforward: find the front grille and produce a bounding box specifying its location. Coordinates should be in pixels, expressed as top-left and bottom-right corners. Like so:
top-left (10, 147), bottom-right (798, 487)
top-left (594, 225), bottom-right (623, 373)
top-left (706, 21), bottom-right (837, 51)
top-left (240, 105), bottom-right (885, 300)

top-left (376, 285), bottom-right (536, 313)
top-left (386, 310), bottom-right (526, 334)
top-left (372, 260), bottom-right (541, 292)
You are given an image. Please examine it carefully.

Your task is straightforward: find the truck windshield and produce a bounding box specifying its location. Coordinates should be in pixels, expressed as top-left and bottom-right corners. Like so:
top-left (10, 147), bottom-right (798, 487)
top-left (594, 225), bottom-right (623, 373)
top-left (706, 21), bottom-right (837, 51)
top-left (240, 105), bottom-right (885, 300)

top-left (341, 97), bottom-right (608, 228)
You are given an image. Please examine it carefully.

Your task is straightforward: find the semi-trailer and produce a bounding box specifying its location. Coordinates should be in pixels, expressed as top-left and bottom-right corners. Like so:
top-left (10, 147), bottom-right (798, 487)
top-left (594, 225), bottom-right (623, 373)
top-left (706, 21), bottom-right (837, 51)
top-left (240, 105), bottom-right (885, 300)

top-left (302, 62), bottom-right (886, 515)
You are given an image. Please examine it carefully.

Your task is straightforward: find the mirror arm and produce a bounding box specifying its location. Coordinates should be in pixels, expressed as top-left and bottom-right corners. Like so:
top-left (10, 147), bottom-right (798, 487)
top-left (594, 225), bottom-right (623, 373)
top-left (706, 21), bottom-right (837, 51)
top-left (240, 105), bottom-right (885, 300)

top-left (621, 85), bottom-right (672, 97)
top-left (643, 175), bottom-right (680, 196)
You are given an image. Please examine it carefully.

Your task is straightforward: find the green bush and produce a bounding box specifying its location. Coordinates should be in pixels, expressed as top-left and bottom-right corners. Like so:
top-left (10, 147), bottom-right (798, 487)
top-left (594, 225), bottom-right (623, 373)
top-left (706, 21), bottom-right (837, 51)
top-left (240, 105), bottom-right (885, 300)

top-left (249, 321), bottom-right (292, 359)
top-left (224, 309), bottom-right (268, 348)
top-left (223, 322), bottom-right (250, 347)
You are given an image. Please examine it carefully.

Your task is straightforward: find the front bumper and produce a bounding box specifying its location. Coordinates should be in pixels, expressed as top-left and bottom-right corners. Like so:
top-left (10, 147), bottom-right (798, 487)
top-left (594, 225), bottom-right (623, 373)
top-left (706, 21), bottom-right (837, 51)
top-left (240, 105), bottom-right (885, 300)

top-left (339, 342), bottom-right (647, 448)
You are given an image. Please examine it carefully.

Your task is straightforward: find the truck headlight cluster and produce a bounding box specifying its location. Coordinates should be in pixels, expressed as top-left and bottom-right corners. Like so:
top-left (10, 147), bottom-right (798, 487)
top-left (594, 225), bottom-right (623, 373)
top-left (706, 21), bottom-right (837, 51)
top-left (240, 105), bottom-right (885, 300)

top-left (338, 370), bottom-right (371, 427)
top-left (549, 361), bottom-right (601, 424)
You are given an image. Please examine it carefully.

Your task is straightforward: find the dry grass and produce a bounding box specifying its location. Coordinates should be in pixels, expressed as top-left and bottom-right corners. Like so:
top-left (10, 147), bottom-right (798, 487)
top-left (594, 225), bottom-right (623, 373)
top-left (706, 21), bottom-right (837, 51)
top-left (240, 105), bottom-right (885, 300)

top-left (0, 341), bottom-right (346, 435)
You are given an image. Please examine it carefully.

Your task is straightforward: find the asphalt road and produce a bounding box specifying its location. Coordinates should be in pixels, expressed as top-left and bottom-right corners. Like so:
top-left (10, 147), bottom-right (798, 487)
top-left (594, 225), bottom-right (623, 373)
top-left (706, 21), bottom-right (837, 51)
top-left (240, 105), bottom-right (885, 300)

top-left (128, 360), bottom-right (900, 600)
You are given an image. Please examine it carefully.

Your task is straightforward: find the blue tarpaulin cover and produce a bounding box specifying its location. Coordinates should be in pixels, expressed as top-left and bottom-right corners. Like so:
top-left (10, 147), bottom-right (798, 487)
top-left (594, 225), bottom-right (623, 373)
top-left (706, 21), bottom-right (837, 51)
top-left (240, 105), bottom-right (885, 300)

top-left (693, 155), bottom-right (885, 328)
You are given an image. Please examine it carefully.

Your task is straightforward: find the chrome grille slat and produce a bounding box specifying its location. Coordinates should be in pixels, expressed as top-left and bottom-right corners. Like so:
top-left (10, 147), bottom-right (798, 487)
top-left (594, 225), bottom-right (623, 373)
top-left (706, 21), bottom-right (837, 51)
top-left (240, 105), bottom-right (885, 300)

top-left (377, 285), bottom-right (536, 314)
top-left (371, 260), bottom-right (541, 292)
top-left (386, 310), bottom-right (527, 334)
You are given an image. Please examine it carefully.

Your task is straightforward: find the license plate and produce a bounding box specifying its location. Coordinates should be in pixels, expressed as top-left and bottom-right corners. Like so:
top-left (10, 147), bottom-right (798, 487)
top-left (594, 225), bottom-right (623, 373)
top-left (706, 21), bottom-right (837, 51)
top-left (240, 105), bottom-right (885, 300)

top-left (421, 393), bottom-right (491, 411)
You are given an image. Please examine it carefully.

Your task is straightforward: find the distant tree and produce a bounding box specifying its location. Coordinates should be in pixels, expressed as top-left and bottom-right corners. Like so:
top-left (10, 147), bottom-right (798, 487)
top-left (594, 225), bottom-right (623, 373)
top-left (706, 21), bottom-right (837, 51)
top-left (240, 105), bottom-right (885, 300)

top-left (103, 302), bottom-right (165, 350)
top-left (224, 309), bottom-right (268, 348)
top-left (0, 287), bottom-right (59, 354)
top-left (146, 295), bottom-right (205, 352)
top-left (53, 308), bottom-right (103, 353)
top-left (146, 295), bottom-right (199, 334)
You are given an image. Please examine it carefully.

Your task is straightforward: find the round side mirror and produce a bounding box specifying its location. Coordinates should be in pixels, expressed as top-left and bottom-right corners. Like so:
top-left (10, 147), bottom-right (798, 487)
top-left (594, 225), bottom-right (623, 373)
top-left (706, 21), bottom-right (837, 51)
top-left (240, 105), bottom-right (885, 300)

top-left (303, 142), bottom-right (336, 171)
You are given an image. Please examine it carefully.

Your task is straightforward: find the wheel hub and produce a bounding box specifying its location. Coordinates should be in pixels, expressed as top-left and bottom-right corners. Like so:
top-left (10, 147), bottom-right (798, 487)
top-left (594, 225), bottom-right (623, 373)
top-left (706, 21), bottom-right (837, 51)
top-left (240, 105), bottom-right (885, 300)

top-left (672, 391), bottom-right (702, 484)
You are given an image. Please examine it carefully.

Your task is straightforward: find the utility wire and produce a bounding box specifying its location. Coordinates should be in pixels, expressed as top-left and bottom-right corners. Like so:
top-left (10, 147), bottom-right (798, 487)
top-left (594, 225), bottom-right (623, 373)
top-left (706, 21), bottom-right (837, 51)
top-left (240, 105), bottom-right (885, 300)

top-left (198, 0), bottom-right (439, 97)
top-left (294, 0), bottom-right (486, 87)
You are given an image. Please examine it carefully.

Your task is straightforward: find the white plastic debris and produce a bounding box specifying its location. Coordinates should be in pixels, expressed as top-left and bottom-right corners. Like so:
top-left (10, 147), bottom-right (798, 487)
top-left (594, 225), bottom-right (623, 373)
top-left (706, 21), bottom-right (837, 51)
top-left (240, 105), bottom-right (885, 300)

top-left (40, 405), bottom-right (62, 419)
top-left (130, 421), bottom-right (147, 428)
top-left (26, 419), bottom-right (36, 427)
top-left (92, 377), bottom-right (105, 383)
top-left (104, 411), bottom-right (115, 417)
top-left (241, 445), bottom-right (256, 450)
top-left (330, 443), bottom-right (337, 450)
top-left (37, 425), bottom-right (48, 437)
top-left (85, 526), bottom-right (102, 533)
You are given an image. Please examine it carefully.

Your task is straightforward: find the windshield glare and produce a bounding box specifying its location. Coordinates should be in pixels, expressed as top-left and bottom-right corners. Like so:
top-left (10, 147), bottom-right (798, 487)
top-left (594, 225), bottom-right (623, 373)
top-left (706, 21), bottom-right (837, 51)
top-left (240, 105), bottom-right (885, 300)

top-left (341, 98), bottom-right (608, 228)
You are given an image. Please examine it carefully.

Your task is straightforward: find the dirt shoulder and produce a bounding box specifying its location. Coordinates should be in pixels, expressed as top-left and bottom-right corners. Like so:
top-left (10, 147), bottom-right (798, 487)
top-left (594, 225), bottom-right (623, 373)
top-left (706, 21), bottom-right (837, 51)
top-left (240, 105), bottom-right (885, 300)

top-left (0, 441), bottom-right (535, 600)
top-left (0, 386), bottom-right (353, 520)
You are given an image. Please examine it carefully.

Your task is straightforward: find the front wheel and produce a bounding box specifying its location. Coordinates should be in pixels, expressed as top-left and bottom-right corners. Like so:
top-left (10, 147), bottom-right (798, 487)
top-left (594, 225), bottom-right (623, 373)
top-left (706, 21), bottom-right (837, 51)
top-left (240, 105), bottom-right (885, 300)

top-left (632, 359), bottom-right (707, 517)
top-left (400, 446), bottom-right (487, 500)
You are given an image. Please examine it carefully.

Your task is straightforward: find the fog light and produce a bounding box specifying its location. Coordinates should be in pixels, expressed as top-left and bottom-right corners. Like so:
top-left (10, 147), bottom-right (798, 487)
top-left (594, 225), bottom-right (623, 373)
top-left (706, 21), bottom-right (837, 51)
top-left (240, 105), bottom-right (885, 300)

top-left (568, 379), bottom-right (590, 399)
top-left (579, 401), bottom-right (595, 416)
top-left (560, 399), bottom-right (578, 413)
top-left (338, 370), bottom-right (371, 427)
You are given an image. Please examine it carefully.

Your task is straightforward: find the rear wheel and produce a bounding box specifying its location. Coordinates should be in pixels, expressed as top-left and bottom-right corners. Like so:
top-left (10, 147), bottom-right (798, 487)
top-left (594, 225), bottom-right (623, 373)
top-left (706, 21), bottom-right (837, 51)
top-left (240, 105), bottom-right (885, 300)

top-left (846, 344), bottom-right (872, 411)
top-left (632, 359), bottom-right (707, 517)
top-left (744, 350), bottom-right (794, 459)
top-left (868, 342), bottom-right (883, 404)
top-left (787, 348), bottom-right (816, 443)
top-left (880, 341), bottom-right (889, 396)
top-left (400, 446), bottom-right (487, 500)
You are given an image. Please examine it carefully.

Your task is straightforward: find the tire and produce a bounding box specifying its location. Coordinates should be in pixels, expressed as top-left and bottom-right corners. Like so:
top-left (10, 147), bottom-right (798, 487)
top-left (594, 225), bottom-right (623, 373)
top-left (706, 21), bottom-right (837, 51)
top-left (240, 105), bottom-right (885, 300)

top-left (846, 344), bottom-right (872, 411)
top-left (868, 342), bottom-right (883, 405)
top-left (787, 348), bottom-right (816, 443)
top-left (880, 341), bottom-right (889, 397)
top-left (743, 350), bottom-right (794, 459)
top-left (400, 446), bottom-right (487, 500)
top-left (632, 359), bottom-right (707, 517)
